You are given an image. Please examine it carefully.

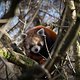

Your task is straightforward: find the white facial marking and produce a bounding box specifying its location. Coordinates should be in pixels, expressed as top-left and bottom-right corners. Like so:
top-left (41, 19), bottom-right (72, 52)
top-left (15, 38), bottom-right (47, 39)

top-left (40, 41), bottom-right (44, 46)
top-left (37, 28), bottom-right (46, 36)
top-left (31, 45), bottom-right (41, 53)
top-left (33, 37), bottom-right (40, 45)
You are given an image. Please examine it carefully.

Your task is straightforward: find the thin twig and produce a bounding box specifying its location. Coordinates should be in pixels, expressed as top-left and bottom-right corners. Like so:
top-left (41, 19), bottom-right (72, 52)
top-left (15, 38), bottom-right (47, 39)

top-left (66, 52), bottom-right (76, 73)
top-left (24, 0), bottom-right (43, 32)
top-left (44, 36), bottom-right (52, 59)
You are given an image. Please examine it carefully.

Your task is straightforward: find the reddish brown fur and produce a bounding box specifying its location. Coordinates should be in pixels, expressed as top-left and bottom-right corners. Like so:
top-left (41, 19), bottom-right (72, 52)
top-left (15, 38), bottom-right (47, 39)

top-left (23, 26), bottom-right (57, 64)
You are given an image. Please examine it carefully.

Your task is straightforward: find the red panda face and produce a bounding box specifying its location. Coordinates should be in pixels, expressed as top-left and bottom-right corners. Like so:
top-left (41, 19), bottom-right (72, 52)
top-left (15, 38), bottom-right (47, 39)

top-left (30, 36), bottom-right (44, 54)
top-left (23, 28), bottom-right (45, 54)
top-left (23, 26), bottom-right (57, 64)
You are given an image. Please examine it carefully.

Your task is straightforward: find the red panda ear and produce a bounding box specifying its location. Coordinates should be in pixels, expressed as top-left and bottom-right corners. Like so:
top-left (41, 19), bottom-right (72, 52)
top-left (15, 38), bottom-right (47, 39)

top-left (37, 28), bottom-right (46, 36)
top-left (21, 33), bottom-right (27, 38)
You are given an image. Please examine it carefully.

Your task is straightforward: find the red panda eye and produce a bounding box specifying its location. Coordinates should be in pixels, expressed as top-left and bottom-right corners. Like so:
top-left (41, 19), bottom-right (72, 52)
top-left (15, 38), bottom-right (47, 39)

top-left (37, 28), bottom-right (46, 36)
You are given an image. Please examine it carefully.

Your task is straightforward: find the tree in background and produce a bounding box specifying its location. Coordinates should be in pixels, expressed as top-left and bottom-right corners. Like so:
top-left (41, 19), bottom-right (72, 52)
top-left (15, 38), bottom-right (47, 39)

top-left (0, 0), bottom-right (80, 80)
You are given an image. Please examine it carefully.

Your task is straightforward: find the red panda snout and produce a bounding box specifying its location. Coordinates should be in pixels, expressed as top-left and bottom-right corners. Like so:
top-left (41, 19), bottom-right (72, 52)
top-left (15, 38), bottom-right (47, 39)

top-left (31, 45), bottom-right (41, 53)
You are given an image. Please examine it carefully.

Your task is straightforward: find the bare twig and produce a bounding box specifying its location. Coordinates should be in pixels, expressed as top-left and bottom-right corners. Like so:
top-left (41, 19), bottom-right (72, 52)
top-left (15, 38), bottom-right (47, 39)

top-left (66, 52), bottom-right (76, 73)
top-left (0, 19), bottom-right (8, 23)
top-left (24, 0), bottom-right (43, 31)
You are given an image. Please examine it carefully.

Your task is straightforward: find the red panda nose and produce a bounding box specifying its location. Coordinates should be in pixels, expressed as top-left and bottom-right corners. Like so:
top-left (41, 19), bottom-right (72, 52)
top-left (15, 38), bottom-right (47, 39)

top-left (35, 48), bottom-right (38, 52)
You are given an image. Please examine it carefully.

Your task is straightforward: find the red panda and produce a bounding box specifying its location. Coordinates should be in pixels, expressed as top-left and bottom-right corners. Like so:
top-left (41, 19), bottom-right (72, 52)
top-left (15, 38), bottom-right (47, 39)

top-left (23, 26), bottom-right (57, 64)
